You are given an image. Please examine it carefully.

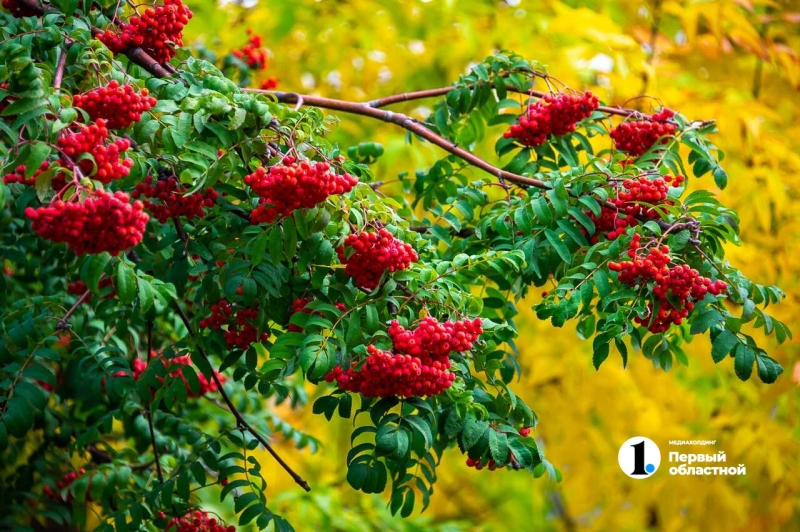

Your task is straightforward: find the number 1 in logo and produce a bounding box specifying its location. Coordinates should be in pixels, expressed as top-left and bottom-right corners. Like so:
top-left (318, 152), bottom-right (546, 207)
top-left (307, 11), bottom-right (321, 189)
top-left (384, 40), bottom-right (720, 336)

top-left (618, 437), bottom-right (661, 479)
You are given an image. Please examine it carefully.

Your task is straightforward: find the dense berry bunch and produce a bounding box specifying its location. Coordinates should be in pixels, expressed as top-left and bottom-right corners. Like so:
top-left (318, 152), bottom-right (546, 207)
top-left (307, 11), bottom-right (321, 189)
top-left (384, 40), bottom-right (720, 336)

top-left (132, 176), bottom-right (219, 223)
top-left (610, 109), bottom-right (677, 157)
top-left (336, 229), bottom-right (418, 290)
top-left (246, 157), bottom-right (358, 224)
top-left (199, 300), bottom-right (268, 350)
top-left (1, 0), bottom-right (38, 17)
top-left (57, 120), bottom-right (134, 183)
top-left (326, 317), bottom-right (482, 398)
top-left (43, 469), bottom-right (87, 501)
top-left (73, 81), bottom-right (157, 129)
top-left (165, 510), bottom-right (235, 532)
top-left (2, 161), bottom-right (49, 186)
top-left (326, 345), bottom-right (455, 398)
top-left (97, 0), bottom-right (193, 64)
top-left (288, 298), bottom-right (346, 332)
top-left (232, 29), bottom-right (267, 69)
top-left (388, 316), bottom-right (483, 363)
top-left (504, 92), bottom-right (599, 146)
top-left (608, 235), bottom-right (727, 332)
top-left (25, 191), bottom-right (149, 256)
top-left (585, 174), bottom-right (684, 243)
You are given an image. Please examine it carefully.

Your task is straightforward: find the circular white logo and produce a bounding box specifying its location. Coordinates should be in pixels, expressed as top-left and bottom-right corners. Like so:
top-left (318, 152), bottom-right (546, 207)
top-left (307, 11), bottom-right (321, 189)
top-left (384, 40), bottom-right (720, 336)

top-left (618, 437), bottom-right (661, 479)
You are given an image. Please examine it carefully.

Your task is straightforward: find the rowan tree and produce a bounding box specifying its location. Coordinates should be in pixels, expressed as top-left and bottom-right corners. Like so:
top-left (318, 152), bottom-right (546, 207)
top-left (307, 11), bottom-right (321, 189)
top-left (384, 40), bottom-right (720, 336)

top-left (0, 0), bottom-right (791, 530)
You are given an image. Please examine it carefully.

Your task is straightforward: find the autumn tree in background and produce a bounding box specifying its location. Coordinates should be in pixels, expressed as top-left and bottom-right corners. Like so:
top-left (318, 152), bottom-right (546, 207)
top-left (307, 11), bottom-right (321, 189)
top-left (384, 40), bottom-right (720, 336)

top-left (0, 0), bottom-right (795, 531)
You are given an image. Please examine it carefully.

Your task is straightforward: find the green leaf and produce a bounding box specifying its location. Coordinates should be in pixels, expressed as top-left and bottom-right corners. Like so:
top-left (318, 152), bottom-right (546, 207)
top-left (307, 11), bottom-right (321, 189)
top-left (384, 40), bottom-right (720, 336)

top-left (593, 337), bottom-right (610, 370)
top-left (250, 233), bottom-right (268, 266)
top-left (346, 463), bottom-right (369, 490)
top-left (546, 179), bottom-right (569, 216)
top-left (137, 278), bottom-right (155, 313)
top-left (0, 182), bottom-right (6, 207)
top-left (711, 330), bottom-right (738, 363)
top-left (531, 196), bottom-right (553, 224)
top-left (713, 166), bottom-right (728, 189)
top-left (80, 253), bottom-right (111, 292)
top-left (403, 416), bottom-right (432, 449)
top-left (283, 217), bottom-right (297, 259)
top-left (690, 309), bottom-right (722, 334)
top-left (733, 344), bottom-right (755, 381)
top-left (488, 431), bottom-right (509, 463)
top-left (544, 229), bottom-right (571, 264)
top-left (461, 416), bottom-right (488, 450)
top-left (25, 142), bottom-right (50, 178)
top-left (115, 262), bottom-right (136, 304)
top-left (755, 355), bottom-right (783, 384)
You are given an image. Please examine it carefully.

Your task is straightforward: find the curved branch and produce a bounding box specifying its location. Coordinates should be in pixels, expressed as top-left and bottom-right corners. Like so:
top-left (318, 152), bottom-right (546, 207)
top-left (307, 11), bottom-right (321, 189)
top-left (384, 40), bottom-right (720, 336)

top-left (365, 84), bottom-right (636, 117)
top-left (248, 90), bottom-right (550, 190)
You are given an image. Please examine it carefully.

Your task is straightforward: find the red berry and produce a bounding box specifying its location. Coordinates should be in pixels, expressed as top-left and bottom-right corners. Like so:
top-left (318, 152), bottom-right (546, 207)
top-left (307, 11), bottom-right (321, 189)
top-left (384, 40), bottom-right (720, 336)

top-left (26, 191), bottom-right (148, 256)
top-left (98, 0), bottom-right (193, 65)
top-left (610, 109), bottom-right (677, 157)
top-left (336, 229), bottom-right (417, 290)
top-left (504, 92), bottom-right (599, 147)
top-left (246, 157), bottom-right (358, 224)
top-left (73, 81), bottom-right (156, 129)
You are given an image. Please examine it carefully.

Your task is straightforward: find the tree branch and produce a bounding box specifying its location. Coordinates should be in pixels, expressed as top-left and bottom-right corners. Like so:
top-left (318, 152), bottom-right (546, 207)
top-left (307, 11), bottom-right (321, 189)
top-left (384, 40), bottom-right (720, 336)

top-left (364, 83), bottom-right (636, 117)
top-left (171, 301), bottom-right (311, 492)
top-left (250, 90), bottom-right (550, 190)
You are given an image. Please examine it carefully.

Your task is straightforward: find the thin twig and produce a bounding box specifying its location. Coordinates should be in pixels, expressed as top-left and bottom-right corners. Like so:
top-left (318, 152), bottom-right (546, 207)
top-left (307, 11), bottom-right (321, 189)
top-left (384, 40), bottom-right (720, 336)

top-left (361, 82), bottom-right (635, 117)
top-left (171, 301), bottom-right (311, 492)
top-left (144, 320), bottom-right (165, 484)
top-left (53, 48), bottom-right (68, 90)
top-left (57, 289), bottom-right (91, 329)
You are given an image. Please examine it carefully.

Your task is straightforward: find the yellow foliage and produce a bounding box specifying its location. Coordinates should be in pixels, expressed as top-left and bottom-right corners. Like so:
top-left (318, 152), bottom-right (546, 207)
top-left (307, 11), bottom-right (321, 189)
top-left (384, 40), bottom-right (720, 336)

top-left (186, 1), bottom-right (800, 530)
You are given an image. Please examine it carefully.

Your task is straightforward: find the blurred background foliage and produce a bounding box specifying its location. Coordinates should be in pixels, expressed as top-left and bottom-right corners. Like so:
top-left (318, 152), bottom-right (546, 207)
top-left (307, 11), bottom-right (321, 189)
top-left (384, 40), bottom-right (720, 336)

top-left (182, 0), bottom-right (800, 530)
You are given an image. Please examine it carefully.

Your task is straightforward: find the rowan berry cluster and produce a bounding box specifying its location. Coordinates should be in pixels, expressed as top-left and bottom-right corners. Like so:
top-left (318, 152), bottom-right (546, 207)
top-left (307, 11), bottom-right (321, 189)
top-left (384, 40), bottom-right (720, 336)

top-left (586, 174), bottom-right (684, 243)
top-left (199, 300), bottom-right (268, 350)
top-left (164, 510), bottom-right (235, 532)
top-left (25, 191), bottom-right (149, 256)
top-left (232, 29), bottom-right (267, 69)
top-left (388, 316), bottom-right (483, 363)
top-left (57, 120), bottom-right (134, 183)
top-left (325, 317), bottom-right (482, 398)
top-left (1, 0), bottom-right (38, 17)
top-left (2, 161), bottom-right (49, 186)
top-left (326, 345), bottom-right (455, 398)
top-left (132, 176), bottom-right (219, 223)
top-left (504, 92), bottom-right (599, 146)
top-left (336, 229), bottom-right (418, 290)
top-left (608, 234), bottom-right (728, 332)
top-left (73, 81), bottom-right (157, 130)
top-left (288, 298), bottom-right (346, 332)
top-left (97, 0), bottom-right (193, 64)
top-left (610, 109), bottom-right (677, 157)
top-left (43, 469), bottom-right (87, 501)
top-left (246, 157), bottom-right (358, 224)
